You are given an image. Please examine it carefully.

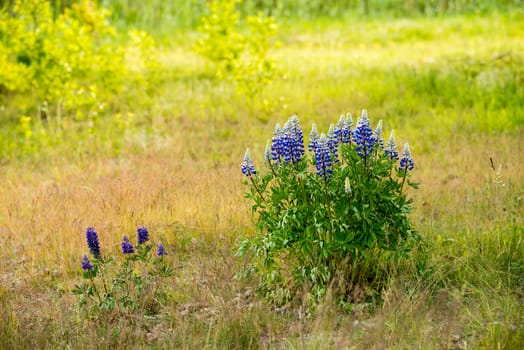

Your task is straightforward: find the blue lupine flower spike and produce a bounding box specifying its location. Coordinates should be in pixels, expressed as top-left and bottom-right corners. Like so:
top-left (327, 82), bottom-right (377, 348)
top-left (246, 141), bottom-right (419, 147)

top-left (86, 227), bottom-right (101, 259)
top-left (122, 235), bottom-right (135, 254)
top-left (335, 114), bottom-right (352, 144)
top-left (157, 242), bottom-right (167, 256)
top-left (289, 115), bottom-right (305, 163)
top-left (384, 130), bottom-right (399, 160)
top-left (241, 148), bottom-right (257, 177)
top-left (137, 226), bottom-right (149, 245)
top-left (271, 124), bottom-right (283, 163)
top-left (399, 143), bottom-right (415, 171)
top-left (354, 109), bottom-right (376, 159)
top-left (81, 254), bottom-right (94, 271)
top-left (327, 123), bottom-right (339, 162)
top-left (315, 134), bottom-right (333, 179)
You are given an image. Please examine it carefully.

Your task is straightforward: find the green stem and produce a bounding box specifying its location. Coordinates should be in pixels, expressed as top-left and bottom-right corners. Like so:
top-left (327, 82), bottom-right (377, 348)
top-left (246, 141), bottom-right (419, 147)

top-left (323, 175), bottom-right (333, 242)
top-left (90, 278), bottom-right (102, 303)
top-left (400, 167), bottom-right (408, 192)
top-left (249, 176), bottom-right (265, 201)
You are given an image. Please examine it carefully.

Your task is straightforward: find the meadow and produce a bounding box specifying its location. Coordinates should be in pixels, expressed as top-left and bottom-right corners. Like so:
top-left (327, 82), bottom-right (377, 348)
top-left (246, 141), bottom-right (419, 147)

top-left (0, 1), bottom-right (523, 349)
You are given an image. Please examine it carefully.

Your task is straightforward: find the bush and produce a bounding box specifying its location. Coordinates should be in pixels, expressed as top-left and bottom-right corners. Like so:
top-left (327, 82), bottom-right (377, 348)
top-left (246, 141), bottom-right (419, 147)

top-left (237, 110), bottom-right (420, 304)
top-left (0, 0), bottom-right (158, 120)
top-left (194, 0), bottom-right (278, 105)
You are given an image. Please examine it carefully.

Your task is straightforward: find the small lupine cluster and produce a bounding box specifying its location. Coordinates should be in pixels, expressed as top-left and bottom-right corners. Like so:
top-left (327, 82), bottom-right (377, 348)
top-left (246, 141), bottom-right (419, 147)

top-left (81, 226), bottom-right (167, 271)
top-left (241, 110), bottom-right (414, 180)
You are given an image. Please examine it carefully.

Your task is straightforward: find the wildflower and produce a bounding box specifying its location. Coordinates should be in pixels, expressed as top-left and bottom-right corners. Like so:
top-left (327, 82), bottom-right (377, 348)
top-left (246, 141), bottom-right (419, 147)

top-left (327, 123), bottom-right (339, 162)
top-left (335, 113), bottom-right (352, 144)
top-left (374, 120), bottom-right (384, 149)
top-left (354, 109), bottom-right (376, 158)
top-left (137, 226), bottom-right (149, 245)
top-left (81, 254), bottom-right (93, 271)
top-left (157, 242), bottom-right (167, 256)
top-left (315, 134), bottom-right (333, 178)
top-left (384, 130), bottom-right (399, 160)
top-left (344, 177), bottom-right (352, 195)
top-left (241, 148), bottom-right (257, 177)
top-left (271, 124), bottom-right (283, 162)
top-left (86, 227), bottom-right (101, 259)
top-left (287, 115), bottom-right (305, 163)
top-left (308, 123), bottom-right (320, 152)
top-left (122, 236), bottom-right (134, 254)
top-left (399, 143), bottom-right (415, 171)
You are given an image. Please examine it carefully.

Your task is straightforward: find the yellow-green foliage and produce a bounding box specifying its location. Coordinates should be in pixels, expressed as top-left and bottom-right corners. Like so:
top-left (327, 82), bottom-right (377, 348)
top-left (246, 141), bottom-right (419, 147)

top-left (195, 0), bottom-right (278, 101)
top-left (0, 0), bottom-right (158, 120)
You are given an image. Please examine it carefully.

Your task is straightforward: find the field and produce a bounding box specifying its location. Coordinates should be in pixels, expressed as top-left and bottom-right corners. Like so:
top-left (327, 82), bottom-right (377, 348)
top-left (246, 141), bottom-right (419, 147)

top-left (1, 1), bottom-right (523, 349)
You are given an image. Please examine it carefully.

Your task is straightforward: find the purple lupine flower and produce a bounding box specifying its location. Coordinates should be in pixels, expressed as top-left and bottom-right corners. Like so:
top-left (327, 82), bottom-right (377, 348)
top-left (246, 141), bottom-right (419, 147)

top-left (81, 254), bottom-right (93, 271)
top-left (157, 242), bottom-right (167, 256)
top-left (384, 130), bottom-right (399, 160)
top-left (86, 227), bottom-right (101, 259)
top-left (271, 124), bottom-right (283, 163)
top-left (308, 123), bottom-right (320, 152)
top-left (241, 148), bottom-right (257, 177)
top-left (137, 226), bottom-right (149, 245)
top-left (354, 109), bottom-right (376, 158)
top-left (335, 113), bottom-right (353, 144)
top-left (399, 143), bottom-right (415, 171)
top-left (287, 115), bottom-right (305, 163)
top-left (122, 235), bottom-right (134, 254)
top-left (374, 120), bottom-right (384, 150)
top-left (315, 134), bottom-right (333, 179)
top-left (327, 124), bottom-right (339, 162)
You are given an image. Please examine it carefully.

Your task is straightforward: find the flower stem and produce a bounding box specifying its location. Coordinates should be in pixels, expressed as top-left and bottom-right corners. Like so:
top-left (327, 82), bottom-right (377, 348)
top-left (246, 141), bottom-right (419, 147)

top-left (249, 176), bottom-right (265, 201)
top-left (400, 167), bottom-right (408, 192)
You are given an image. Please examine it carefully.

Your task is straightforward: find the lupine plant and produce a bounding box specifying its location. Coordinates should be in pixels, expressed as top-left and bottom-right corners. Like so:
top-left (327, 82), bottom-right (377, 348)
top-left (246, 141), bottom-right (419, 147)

top-left (237, 110), bottom-right (419, 303)
top-left (73, 226), bottom-right (173, 315)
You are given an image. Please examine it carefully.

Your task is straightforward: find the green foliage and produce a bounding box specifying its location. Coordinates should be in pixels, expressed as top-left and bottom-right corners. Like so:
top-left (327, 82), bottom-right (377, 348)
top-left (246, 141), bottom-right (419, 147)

top-left (194, 0), bottom-right (278, 106)
top-left (237, 112), bottom-right (419, 304)
top-left (73, 233), bottom-right (172, 316)
top-left (0, 0), bottom-right (159, 120)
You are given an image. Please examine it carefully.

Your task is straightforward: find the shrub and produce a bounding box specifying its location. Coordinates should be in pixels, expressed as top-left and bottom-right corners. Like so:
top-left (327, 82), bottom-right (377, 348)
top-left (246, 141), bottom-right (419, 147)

top-left (237, 110), bottom-right (420, 304)
top-left (0, 0), bottom-right (158, 120)
top-left (73, 226), bottom-right (172, 315)
top-left (194, 0), bottom-right (278, 105)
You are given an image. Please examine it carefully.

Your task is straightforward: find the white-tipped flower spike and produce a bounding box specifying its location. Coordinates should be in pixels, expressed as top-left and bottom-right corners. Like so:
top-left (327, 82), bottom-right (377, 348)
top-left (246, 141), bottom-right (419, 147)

top-left (359, 109), bottom-right (370, 125)
top-left (344, 177), bottom-right (352, 195)
top-left (399, 143), bottom-right (414, 171)
top-left (243, 148), bottom-right (252, 162)
top-left (385, 130), bottom-right (399, 160)
top-left (241, 148), bottom-right (257, 177)
top-left (402, 143), bottom-right (411, 158)
top-left (264, 139), bottom-right (272, 164)
top-left (374, 120), bottom-right (384, 149)
top-left (345, 112), bottom-right (353, 127)
top-left (308, 123), bottom-right (320, 152)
